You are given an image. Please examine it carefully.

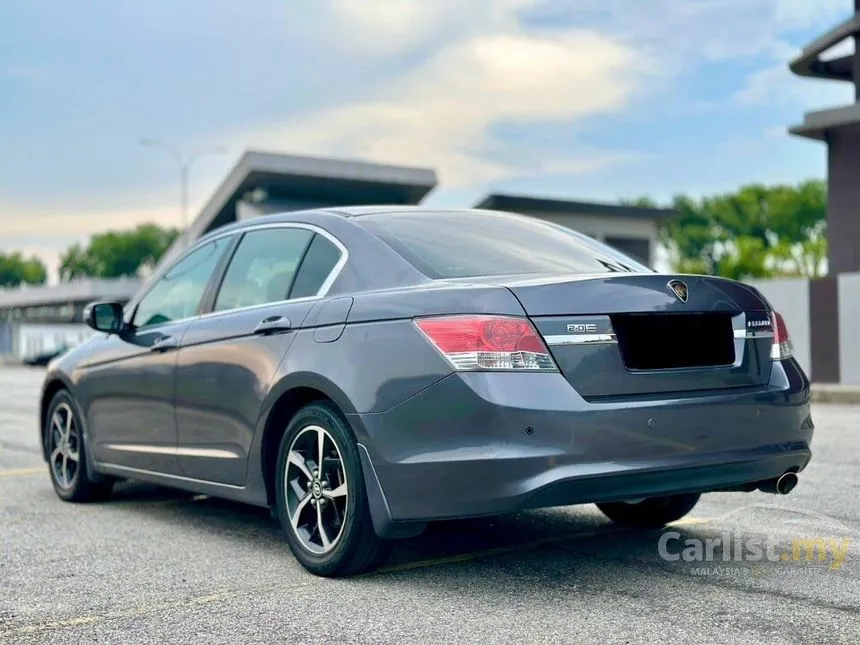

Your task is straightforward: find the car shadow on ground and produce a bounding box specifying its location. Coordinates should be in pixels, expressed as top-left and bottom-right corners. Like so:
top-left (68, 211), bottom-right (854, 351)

top-left (100, 480), bottom-right (695, 578)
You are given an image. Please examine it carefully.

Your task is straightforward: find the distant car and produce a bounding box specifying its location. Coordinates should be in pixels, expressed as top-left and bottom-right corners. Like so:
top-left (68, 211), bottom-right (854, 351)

top-left (39, 207), bottom-right (813, 577)
top-left (23, 344), bottom-right (69, 367)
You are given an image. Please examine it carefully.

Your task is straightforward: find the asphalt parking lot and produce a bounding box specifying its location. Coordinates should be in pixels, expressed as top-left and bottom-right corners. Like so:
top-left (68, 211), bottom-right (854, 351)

top-left (1, 366), bottom-right (858, 645)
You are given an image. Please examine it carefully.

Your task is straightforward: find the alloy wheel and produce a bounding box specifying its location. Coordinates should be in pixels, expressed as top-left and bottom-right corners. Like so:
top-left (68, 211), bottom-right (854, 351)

top-left (284, 424), bottom-right (349, 555)
top-left (49, 402), bottom-right (80, 489)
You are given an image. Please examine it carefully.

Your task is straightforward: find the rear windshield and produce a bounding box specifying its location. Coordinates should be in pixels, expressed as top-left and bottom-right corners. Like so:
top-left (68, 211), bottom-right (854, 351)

top-left (358, 210), bottom-right (652, 279)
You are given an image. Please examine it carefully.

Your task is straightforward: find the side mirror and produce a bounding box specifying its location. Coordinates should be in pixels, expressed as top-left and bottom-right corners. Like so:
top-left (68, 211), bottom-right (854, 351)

top-left (83, 301), bottom-right (125, 334)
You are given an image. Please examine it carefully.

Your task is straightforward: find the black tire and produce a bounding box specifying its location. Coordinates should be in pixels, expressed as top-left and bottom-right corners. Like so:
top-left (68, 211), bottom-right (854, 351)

top-left (44, 390), bottom-right (113, 503)
top-left (274, 402), bottom-right (391, 577)
top-left (597, 493), bottom-right (700, 529)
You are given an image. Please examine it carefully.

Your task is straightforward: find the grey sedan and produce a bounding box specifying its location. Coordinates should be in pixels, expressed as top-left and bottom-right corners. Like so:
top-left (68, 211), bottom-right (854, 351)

top-left (39, 207), bottom-right (813, 577)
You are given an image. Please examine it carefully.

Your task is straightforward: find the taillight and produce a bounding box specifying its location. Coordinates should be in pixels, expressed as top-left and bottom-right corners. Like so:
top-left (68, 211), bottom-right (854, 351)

top-left (414, 315), bottom-right (557, 371)
top-left (770, 311), bottom-right (793, 360)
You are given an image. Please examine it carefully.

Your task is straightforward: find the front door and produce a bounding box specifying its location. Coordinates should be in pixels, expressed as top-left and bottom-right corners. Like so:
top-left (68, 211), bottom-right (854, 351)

top-left (174, 226), bottom-right (344, 485)
top-left (83, 236), bottom-right (232, 475)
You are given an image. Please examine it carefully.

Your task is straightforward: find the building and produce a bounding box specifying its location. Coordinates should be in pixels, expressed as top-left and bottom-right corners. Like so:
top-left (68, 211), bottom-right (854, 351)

top-left (0, 149), bottom-right (673, 360)
top-left (789, 0), bottom-right (860, 274)
top-left (0, 277), bottom-right (141, 358)
top-left (474, 193), bottom-right (673, 266)
top-left (156, 150), bottom-right (439, 271)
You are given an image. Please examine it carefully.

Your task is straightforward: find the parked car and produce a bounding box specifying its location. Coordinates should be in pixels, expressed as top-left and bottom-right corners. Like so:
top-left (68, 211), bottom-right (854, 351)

top-left (23, 344), bottom-right (69, 367)
top-left (39, 207), bottom-right (813, 577)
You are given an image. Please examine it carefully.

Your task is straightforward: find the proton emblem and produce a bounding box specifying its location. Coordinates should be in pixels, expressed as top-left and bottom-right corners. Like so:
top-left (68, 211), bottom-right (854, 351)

top-left (667, 279), bottom-right (688, 303)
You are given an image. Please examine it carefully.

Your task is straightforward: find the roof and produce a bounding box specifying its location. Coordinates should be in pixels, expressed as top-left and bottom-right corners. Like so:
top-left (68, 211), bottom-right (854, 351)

top-left (473, 193), bottom-right (676, 219)
top-left (0, 278), bottom-right (141, 309)
top-left (185, 150), bottom-right (436, 239)
top-left (789, 13), bottom-right (860, 82)
top-left (789, 103), bottom-right (860, 141)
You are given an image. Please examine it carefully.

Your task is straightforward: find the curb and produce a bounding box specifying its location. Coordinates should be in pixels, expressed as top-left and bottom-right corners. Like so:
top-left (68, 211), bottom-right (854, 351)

top-left (811, 384), bottom-right (860, 404)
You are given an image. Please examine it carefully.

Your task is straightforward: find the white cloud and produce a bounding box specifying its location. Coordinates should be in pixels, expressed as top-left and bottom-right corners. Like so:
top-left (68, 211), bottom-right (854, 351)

top-left (773, 0), bottom-right (850, 29)
top-left (0, 203), bottom-right (184, 238)
top-left (238, 2), bottom-right (652, 186)
top-left (243, 0), bottom-right (853, 187)
top-left (734, 63), bottom-right (853, 109)
top-left (311, 0), bottom-right (537, 56)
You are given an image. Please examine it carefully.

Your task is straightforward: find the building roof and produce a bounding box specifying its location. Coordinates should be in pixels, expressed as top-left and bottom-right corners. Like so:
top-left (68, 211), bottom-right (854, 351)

top-left (789, 13), bottom-right (860, 82)
top-left (473, 193), bottom-right (676, 219)
top-left (789, 103), bottom-right (860, 141)
top-left (182, 150), bottom-right (436, 240)
top-left (159, 149), bottom-right (438, 268)
top-left (0, 278), bottom-right (141, 309)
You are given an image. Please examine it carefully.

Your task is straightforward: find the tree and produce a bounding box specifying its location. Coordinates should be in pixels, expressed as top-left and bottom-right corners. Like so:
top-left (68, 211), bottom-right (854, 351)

top-left (624, 180), bottom-right (828, 280)
top-left (59, 224), bottom-right (180, 281)
top-left (0, 252), bottom-right (48, 288)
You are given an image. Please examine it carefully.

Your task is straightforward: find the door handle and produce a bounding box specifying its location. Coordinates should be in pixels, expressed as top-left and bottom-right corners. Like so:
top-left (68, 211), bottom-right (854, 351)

top-left (150, 335), bottom-right (178, 352)
top-left (253, 315), bottom-right (292, 335)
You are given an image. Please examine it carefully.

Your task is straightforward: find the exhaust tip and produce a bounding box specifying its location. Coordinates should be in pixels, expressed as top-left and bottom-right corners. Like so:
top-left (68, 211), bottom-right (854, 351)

top-left (757, 472), bottom-right (799, 495)
top-left (776, 472), bottom-right (798, 495)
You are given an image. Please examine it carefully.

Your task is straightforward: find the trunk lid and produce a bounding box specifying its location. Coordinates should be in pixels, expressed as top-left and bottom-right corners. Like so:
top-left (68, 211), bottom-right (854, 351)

top-left (477, 273), bottom-right (774, 399)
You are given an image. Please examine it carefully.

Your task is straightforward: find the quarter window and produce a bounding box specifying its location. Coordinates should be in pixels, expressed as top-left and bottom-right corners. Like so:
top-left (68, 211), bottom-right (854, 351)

top-left (289, 234), bottom-right (342, 299)
top-left (213, 228), bottom-right (314, 312)
top-left (133, 237), bottom-right (229, 328)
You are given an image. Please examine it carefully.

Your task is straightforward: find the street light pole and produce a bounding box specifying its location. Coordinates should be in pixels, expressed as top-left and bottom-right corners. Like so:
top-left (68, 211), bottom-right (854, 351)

top-left (139, 138), bottom-right (227, 235)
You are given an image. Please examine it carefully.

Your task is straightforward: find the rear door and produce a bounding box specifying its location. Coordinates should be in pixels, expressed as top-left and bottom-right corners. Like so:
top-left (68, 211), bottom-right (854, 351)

top-left (174, 224), bottom-right (345, 485)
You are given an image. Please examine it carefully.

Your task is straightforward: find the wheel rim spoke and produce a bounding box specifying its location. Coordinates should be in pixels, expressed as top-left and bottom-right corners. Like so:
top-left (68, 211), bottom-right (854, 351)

top-left (61, 454), bottom-right (69, 487)
top-left (284, 423), bottom-right (348, 555)
top-left (322, 483), bottom-right (347, 499)
top-left (316, 428), bottom-right (326, 472)
top-left (49, 403), bottom-right (78, 490)
top-left (316, 503), bottom-right (331, 550)
top-left (291, 492), bottom-right (312, 530)
top-left (288, 450), bottom-right (313, 482)
top-left (51, 412), bottom-right (64, 440)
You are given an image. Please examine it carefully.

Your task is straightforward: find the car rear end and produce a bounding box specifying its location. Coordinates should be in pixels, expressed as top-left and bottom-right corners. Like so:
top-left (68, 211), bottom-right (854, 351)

top-left (350, 210), bottom-right (813, 524)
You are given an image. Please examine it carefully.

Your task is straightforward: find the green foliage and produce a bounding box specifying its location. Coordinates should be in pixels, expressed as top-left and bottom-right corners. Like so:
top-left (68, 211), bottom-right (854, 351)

top-left (625, 179), bottom-right (827, 279)
top-left (59, 224), bottom-right (180, 281)
top-left (0, 252), bottom-right (48, 288)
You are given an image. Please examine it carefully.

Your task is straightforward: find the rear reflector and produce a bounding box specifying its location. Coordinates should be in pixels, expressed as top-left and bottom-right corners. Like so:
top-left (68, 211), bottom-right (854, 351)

top-left (770, 311), bottom-right (793, 360)
top-left (415, 315), bottom-right (557, 371)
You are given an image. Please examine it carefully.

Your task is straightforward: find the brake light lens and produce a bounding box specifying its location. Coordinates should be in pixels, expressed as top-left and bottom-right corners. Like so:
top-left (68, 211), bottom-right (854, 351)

top-left (770, 311), bottom-right (793, 360)
top-left (415, 315), bottom-right (557, 371)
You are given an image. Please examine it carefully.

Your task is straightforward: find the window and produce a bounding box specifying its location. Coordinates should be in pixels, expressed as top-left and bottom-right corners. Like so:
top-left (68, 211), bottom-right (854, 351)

top-left (289, 234), bottom-right (342, 299)
top-left (133, 238), bottom-right (230, 328)
top-left (213, 228), bottom-right (313, 313)
top-left (357, 210), bottom-right (651, 279)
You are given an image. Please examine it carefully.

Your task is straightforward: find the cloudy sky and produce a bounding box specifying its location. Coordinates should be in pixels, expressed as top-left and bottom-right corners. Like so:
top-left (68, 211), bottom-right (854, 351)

top-left (0, 0), bottom-right (854, 281)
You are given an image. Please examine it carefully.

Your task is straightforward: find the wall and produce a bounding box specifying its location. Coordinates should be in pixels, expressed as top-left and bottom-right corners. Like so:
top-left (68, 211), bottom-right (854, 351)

top-left (236, 196), bottom-right (346, 221)
top-left (746, 277), bottom-right (812, 377)
top-left (839, 272), bottom-right (860, 385)
top-left (748, 272), bottom-right (860, 385)
top-left (520, 211), bottom-right (659, 265)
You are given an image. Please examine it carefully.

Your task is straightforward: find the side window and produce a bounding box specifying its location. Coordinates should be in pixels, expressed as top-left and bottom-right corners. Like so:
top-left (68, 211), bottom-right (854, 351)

top-left (213, 228), bottom-right (313, 313)
top-left (289, 234), bottom-right (342, 299)
top-left (133, 237), bottom-right (229, 329)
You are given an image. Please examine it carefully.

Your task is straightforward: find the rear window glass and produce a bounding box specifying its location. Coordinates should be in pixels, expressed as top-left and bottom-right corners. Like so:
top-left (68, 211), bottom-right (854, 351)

top-left (358, 211), bottom-right (651, 279)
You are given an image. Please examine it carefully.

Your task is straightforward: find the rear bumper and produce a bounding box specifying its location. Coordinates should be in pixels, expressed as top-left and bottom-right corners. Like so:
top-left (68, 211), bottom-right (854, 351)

top-left (350, 359), bottom-right (812, 528)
